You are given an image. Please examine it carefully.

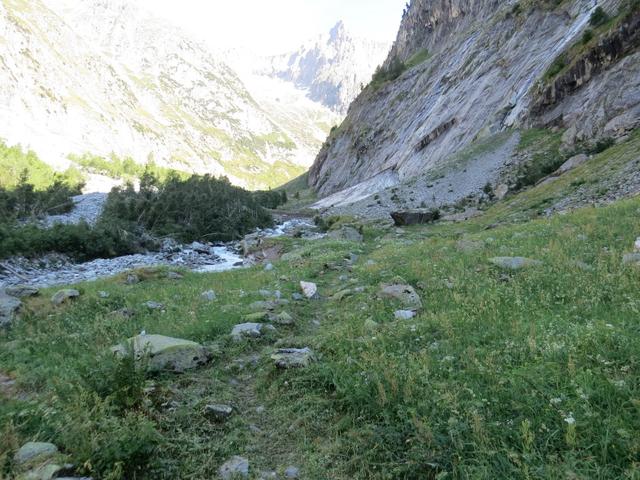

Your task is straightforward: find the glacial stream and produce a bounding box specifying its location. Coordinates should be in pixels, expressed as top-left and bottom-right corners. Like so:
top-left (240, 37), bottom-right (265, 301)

top-left (0, 219), bottom-right (316, 289)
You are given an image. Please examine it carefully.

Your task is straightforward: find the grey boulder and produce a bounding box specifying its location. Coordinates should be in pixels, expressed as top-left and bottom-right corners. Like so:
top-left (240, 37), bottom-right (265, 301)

top-left (231, 323), bottom-right (274, 340)
top-left (5, 285), bottom-right (39, 298)
top-left (51, 289), bottom-right (80, 306)
top-left (14, 442), bottom-right (58, 465)
top-left (219, 456), bottom-right (249, 479)
top-left (271, 348), bottom-right (316, 369)
top-left (111, 334), bottom-right (210, 373)
top-left (0, 291), bottom-right (22, 328)
top-left (379, 283), bottom-right (423, 310)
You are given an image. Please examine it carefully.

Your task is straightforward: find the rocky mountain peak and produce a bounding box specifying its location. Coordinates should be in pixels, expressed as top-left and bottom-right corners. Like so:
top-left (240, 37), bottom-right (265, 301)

top-left (263, 22), bottom-right (390, 114)
top-left (328, 20), bottom-right (347, 42)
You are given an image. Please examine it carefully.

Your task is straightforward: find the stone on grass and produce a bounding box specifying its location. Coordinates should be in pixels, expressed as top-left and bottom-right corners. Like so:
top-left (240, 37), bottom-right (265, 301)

top-left (635, 237), bottom-right (640, 252)
top-left (271, 347), bottom-right (316, 369)
top-left (391, 209), bottom-right (440, 226)
top-left (98, 291), bottom-right (110, 299)
top-left (219, 456), bottom-right (249, 480)
top-left (231, 323), bottom-right (274, 340)
top-left (111, 334), bottom-right (210, 373)
top-left (249, 300), bottom-right (277, 311)
top-left (327, 226), bottom-right (363, 243)
top-left (166, 271), bottom-right (183, 280)
top-left (292, 293), bottom-right (304, 301)
top-left (14, 442), bottom-right (58, 465)
top-left (489, 257), bottom-right (542, 270)
top-left (143, 301), bottom-right (164, 310)
top-left (125, 273), bottom-right (140, 285)
top-left (5, 285), bottom-right (39, 298)
top-left (284, 466), bottom-right (300, 479)
top-left (264, 263), bottom-right (274, 272)
top-left (300, 281), bottom-right (318, 299)
top-left (51, 289), bottom-right (80, 306)
top-left (622, 253), bottom-right (640, 265)
top-left (556, 154), bottom-right (588, 174)
top-left (394, 310), bottom-right (416, 320)
top-left (273, 311), bottom-right (294, 325)
top-left (201, 290), bottom-right (216, 301)
top-left (204, 404), bottom-right (233, 421)
top-left (379, 283), bottom-right (422, 310)
top-left (0, 291), bottom-right (22, 328)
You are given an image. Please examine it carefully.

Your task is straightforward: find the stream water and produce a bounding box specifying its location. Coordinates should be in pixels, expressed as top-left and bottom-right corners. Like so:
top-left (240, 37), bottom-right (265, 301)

top-left (0, 219), bottom-right (316, 289)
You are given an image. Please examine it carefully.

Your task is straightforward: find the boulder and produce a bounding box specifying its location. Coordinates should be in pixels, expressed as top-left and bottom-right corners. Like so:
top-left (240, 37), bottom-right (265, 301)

top-left (394, 310), bottom-right (416, 320)
top-left (204, 404), bottom-right (233, 421)
top-left (300, 281), bottom-right (318, 299)
top-left (622, 253), bottom-right (640, 265)
top-left (51, 289), bottom-right (80, 306)
top-left (5, 285), bottom-right (39, 298)
top-left (379, 283), bottom-right (423, 310)
top-left (390, 209), bottom-right (440, 226)
top-left (0, 291), bottom-right (22, 328)
top-left (273, 312), bottom-right (294, 325)
top-left (111, 334), bottom-right (210, 373)
top-left (249, 300), bottom-right (277, 311)
top-left (271, 348), bottom-right (316, 369)
top-left (494, 184), bottom-right (509, 200)
top-left (201, 290), bottom-right (216, 301)
top-left (231, 323), bottom-right (274, 340)
top-left (489, 257), bottom-right (543, 270)
top-left (14, 442), bottom-right (58, 465)
top-left (219, 456), bottom-right (249, 480)
top-left (556, 154), bottom-right (588, 174)
top-left (143, 301), bottom-right (164, 310)
top-left (327, 226), bottom-right (363, 242)
top-left (284, 466), bottom-right (300, 479)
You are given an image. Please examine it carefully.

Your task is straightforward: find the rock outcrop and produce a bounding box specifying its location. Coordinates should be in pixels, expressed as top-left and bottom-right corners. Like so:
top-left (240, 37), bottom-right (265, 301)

top-left (308, 0), bottom-right (640, 211)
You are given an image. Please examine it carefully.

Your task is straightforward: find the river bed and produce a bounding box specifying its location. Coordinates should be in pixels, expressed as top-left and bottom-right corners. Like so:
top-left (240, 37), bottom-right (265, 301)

top-left (0, 219), bottom-right (316, 289)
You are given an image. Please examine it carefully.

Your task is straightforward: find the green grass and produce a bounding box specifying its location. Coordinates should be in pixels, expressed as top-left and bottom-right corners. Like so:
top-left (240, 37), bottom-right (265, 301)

top-left (2, 173), bottom-right (640, 478)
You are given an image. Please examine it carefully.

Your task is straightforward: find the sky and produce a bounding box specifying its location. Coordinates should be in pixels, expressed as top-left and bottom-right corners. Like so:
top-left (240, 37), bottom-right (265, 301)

top-left (136, 0), bottom-right (408, 55)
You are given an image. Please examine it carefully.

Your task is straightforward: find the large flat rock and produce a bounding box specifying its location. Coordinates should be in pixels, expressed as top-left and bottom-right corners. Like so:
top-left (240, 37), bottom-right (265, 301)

top-left (111, 334), bottom-right (210, 373)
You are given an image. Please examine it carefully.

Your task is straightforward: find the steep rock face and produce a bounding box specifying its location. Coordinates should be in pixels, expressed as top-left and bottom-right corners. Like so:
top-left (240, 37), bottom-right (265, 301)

top-left (309, 0), bottom-right (639, 202)
top-left (0, 0), bottom-right (337, 189)
top-left (264, 21), bottom-right (390, 114)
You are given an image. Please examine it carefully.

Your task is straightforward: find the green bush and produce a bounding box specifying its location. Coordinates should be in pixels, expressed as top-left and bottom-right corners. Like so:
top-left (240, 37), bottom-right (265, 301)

top-left (581, 28), bottom-right (594, 44)
top-left (102, 172), bottom-right (274, 242)
top-left (589, 6), bottom-right (609, 27)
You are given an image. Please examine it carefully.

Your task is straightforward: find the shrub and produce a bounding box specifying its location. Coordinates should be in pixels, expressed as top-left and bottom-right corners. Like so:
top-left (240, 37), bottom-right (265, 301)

top-left (102, 172), bottom-right (274, 242)
top-left (589, 6), bottom-right (609, 27)
top-left (581, 28), bottom-right (594, 44)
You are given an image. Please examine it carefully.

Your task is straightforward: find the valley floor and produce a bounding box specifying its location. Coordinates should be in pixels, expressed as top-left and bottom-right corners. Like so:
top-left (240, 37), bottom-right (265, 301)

top-left (1, 180), bottom-right (640, 478)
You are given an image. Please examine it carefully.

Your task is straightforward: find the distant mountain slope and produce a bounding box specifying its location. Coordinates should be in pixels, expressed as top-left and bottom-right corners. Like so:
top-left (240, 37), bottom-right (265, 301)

top-left (0, 0), bottom-right (338, 189)
top-left (263, 21), bottom-right (390, 114)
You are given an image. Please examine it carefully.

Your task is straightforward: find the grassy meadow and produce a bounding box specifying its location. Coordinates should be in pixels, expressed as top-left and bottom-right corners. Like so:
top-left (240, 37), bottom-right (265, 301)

top-left (1, 185), bottom-right (639, 478)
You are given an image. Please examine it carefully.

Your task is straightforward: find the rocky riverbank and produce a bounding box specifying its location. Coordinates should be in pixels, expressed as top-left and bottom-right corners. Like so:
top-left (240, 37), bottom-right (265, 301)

top-left (0, 219), bottom-right (319, 289)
